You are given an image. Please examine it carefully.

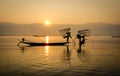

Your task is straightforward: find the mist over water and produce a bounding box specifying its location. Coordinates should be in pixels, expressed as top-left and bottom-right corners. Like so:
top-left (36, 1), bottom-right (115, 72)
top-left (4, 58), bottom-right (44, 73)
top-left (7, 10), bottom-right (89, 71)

top-left (0, 22), bottom-right (120, 36)
top-left (0, 36), bottom-right (120, 76)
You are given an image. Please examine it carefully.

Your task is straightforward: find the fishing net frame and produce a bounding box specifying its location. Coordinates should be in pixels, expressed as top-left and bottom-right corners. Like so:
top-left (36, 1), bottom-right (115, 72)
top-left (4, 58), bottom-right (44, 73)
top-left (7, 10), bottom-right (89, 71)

top-left (59, 28), bottom-right (71, 37)
top-left (78, 29), bottom-right (91, 36)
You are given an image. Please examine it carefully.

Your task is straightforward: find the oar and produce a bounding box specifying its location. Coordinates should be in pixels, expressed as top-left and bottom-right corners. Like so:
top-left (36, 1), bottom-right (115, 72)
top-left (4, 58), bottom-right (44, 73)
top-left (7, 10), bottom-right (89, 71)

top-left (70, 37), bottom-right (76, 46)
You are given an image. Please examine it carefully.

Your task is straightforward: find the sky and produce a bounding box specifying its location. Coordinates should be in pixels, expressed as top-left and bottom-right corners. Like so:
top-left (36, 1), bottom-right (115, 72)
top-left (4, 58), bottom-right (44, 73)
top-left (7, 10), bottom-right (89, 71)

top-left (0, 0), bottom-right (120, 24)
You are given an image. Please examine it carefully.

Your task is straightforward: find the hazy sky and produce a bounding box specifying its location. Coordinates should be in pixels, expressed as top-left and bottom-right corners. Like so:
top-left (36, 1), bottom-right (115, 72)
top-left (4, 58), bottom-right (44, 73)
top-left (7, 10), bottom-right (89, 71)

top-left (0, 0), bottom-right (120, 24)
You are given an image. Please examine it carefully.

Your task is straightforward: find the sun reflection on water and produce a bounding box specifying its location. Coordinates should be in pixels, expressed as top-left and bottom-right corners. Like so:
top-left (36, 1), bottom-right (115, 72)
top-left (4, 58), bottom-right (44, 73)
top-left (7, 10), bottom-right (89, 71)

top-left (46, 36), bottom-right (49, 43)
top-left (45, 46), bottom-right (49, 56)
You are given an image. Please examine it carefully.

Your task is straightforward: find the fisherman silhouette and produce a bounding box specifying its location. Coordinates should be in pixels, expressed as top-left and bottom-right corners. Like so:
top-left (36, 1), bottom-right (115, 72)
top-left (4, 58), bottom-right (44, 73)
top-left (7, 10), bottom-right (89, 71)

top-left (22, 38), bottom-right (25, 42)
top-left (17, 38), bottom-right (25, 46)
top-left (76, 33), bottom-right (85, 45)
top-left (64, 31), bottom-right (72, 43)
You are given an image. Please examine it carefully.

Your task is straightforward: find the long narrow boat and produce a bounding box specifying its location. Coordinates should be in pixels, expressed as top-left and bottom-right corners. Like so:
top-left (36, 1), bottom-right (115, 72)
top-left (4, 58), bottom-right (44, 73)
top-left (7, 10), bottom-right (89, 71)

top-left (21, 41), bottom-right (69, 46)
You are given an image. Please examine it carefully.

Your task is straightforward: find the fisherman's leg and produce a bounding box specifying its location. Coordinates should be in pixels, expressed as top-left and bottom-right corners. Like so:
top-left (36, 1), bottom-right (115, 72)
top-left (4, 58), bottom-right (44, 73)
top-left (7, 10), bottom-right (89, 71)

top-left (82, 36), bottom-right (85, 44)
top-left (67, 37), bottom-right (69, 42)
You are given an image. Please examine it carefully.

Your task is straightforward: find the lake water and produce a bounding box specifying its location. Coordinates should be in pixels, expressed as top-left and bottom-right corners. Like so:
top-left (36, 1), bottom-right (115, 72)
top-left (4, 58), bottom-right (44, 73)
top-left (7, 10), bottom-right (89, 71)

top-left (0, 36), bottom-right (120, 76)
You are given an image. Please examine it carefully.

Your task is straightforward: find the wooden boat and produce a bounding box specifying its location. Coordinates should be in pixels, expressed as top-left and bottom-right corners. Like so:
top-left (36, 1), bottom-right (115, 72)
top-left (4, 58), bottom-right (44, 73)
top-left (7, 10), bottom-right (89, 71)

top-left (21, 41), bottom-right (69, 46)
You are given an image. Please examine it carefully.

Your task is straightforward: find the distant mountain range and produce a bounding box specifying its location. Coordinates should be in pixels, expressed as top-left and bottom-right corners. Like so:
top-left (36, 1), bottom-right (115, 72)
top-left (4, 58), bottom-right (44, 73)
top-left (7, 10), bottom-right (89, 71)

top-left (0, 22), bottom-right (120, 36)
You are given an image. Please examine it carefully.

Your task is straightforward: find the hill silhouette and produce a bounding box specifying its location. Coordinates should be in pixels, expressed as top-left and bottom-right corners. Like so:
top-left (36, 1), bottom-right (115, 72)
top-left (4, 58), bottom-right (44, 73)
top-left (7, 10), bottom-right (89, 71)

top-left (0, 22), bottom-right (120, 36)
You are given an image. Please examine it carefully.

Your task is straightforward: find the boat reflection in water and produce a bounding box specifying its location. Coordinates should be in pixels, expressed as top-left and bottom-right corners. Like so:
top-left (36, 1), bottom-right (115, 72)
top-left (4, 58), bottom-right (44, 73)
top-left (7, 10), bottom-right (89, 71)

top-left (20, 43), bottom-right (89, 62)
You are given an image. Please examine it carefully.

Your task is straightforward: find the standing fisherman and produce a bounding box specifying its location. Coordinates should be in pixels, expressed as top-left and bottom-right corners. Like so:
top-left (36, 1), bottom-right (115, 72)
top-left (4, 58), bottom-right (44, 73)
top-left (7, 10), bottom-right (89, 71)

top-left (59, 28), bottom-right (75, 44)
top-left (17, 38), bottom-right (25, 46)
top-left (75, 33), bottom-right (85, 51)
top-left (22, 38), bottom-right (25, 42)
top-left (64, 31), bottom-right (72, 43)
top-left (76, 33), bottom-right (85, 45)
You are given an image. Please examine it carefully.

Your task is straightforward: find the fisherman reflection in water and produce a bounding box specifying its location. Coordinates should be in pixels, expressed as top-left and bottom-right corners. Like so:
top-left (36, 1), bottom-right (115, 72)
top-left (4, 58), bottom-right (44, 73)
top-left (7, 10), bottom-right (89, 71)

top-left (63, 31), bottom-right (72, 43)
top-left (66, 46), bottom-right (71, 60)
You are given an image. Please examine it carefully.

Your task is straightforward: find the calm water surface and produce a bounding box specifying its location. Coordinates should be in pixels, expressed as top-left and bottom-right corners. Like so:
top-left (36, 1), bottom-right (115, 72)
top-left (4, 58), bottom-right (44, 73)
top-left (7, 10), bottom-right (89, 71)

top-left (0, 36), bottom-right (120, 76)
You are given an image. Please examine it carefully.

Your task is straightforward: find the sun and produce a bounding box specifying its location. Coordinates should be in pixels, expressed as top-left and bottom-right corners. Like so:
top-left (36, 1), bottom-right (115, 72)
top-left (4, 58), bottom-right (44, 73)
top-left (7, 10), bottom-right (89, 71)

top-left (45, 20), bottom-right (50, 26)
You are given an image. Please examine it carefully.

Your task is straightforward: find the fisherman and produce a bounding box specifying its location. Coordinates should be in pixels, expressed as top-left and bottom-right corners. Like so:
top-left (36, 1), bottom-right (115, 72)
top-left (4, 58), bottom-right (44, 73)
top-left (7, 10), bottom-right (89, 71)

top-left (63, 31), bottom-right (72, 43)
top-left (76, 33), bottom-right (85, 45)
top-left (17, 38), bottom-right (25, 46)
top-left (22, 38), bottom-right (25, 42)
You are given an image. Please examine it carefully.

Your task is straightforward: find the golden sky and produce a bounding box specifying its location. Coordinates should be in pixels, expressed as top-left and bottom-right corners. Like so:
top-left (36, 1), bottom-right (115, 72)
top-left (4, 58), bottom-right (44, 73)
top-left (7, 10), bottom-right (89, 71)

top-left (0, 0), bottom-right (120, 24)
